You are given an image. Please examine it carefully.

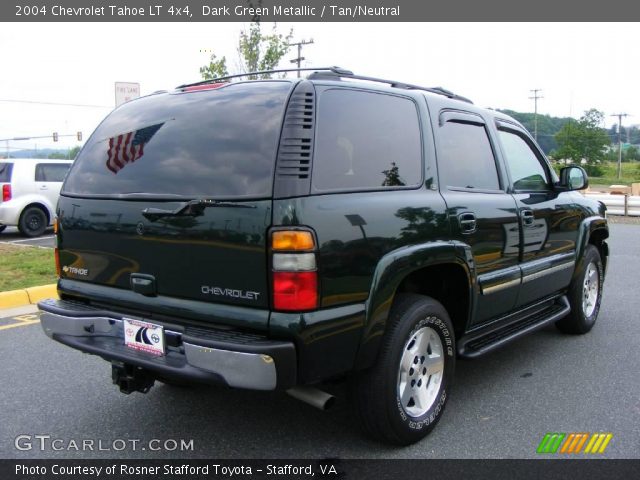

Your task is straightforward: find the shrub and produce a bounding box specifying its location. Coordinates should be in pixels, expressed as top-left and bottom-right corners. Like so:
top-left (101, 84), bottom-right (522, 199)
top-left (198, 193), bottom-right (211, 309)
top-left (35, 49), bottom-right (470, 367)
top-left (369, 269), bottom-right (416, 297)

top-left (582, 163), bottom-right (605, 177)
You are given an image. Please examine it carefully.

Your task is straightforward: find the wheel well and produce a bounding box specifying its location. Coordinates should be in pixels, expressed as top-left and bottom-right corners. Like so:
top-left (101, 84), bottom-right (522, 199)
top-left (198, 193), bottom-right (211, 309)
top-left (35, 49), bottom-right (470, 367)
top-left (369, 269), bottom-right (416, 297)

top-left (395, 263), bottom-right (470, 338)
top-left (588, 228), bottom-right (609, 271)
top-left (21, 203), bottom-right (50, 224)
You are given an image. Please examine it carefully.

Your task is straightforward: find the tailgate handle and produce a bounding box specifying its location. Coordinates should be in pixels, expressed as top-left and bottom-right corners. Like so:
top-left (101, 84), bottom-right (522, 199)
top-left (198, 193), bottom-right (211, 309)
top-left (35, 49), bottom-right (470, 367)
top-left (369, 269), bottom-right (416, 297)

top-left (130, 274), bottom-right (157, 297)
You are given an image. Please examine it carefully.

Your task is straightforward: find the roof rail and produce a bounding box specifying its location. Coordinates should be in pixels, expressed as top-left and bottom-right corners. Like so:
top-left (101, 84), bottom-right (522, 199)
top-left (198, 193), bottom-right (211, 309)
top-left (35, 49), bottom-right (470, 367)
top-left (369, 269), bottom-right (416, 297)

top-left (176, 66), bottom-right (353, 89)
top-left (176, 66), bottom-right (472, 104)
top-left (307, 70), bottom-right (473, 104)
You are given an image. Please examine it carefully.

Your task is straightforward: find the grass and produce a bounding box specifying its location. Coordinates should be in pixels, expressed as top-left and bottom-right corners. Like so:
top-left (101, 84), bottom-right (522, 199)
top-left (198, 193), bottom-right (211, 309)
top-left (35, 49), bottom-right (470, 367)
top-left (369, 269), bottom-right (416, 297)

top-left (0, 244), bottom-right (57, 291)
top-left (553, 161), bottom-right (640, 186)
top-left (589, 162), bottom-right (640, 186)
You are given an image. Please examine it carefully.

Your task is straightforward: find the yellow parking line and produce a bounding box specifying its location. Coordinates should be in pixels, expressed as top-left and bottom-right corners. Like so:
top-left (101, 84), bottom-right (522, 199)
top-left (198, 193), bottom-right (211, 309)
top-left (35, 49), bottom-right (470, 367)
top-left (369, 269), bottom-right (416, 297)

top-left (13, 314), bottom-right (40, 323)
top-left (0, 320), bottom-right (40, 331)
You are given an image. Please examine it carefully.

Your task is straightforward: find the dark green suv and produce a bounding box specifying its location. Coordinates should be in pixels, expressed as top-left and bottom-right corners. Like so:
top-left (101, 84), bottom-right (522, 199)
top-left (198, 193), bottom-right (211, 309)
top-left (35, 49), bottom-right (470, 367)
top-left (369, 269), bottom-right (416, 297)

top-left (39, 67), bottom-right (608, 445)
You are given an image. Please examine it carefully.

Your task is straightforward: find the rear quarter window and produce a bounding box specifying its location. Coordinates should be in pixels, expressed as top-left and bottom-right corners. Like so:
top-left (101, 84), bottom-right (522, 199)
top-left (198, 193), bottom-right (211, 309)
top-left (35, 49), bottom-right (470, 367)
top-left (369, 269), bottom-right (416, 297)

top-left (35, 163), bottom-right (71, 182)
top-left (0, 163), bottom-right (12, 182)
top-left (312, 89), bottom-right (422, 192)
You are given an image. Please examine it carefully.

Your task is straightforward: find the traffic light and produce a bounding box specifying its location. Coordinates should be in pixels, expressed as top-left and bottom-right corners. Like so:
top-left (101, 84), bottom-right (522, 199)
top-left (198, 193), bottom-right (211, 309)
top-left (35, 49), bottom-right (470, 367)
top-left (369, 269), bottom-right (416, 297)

top-left (53, 132), bottom-right (58, 142)
top-left (77, 131), bottom-right (82, 141)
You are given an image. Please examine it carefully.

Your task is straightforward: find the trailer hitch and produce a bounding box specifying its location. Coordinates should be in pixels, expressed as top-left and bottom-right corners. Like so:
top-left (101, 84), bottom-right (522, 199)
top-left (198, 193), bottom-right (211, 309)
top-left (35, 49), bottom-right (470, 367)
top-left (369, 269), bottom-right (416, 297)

top-left (111, 362), bottom-right (155, 394)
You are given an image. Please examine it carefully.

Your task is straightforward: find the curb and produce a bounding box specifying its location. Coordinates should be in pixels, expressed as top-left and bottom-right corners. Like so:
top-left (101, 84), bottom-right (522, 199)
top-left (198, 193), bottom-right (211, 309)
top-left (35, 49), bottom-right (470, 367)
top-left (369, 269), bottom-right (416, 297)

top-left (0, 284), bottom-right (58, 309)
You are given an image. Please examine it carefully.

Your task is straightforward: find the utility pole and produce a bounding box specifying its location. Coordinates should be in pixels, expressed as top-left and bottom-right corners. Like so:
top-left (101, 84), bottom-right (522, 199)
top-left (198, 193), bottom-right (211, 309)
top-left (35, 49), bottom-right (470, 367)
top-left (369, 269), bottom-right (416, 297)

top-left (529, 89), bottom-right (543, 141)
top-left (610, 113), bottom-right (629, 180)
top-left (288, 39), bottom-right (314, 77)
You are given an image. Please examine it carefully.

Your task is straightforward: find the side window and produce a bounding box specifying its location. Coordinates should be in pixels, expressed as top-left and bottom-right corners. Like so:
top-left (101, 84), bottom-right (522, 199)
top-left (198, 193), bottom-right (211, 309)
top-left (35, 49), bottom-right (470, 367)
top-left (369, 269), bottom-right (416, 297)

top-left (498, 130), bottom-right (550, 191)
top-left (35, 163), bottom-right (71, 182)
top-left (437, 121), bottom-right (500, 190)
top-left (313, 89), bottom-right (422, 191)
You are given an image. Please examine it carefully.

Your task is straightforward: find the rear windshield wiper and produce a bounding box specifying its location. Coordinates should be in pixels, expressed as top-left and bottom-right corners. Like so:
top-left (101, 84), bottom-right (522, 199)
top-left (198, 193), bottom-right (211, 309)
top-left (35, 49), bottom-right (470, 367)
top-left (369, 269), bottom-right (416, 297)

top-left (142, 199), bottom-right (256, 221)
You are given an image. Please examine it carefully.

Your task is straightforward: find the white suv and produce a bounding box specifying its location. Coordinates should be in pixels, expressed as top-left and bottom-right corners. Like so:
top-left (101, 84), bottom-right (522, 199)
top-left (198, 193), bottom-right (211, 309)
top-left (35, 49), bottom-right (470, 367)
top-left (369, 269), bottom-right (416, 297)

top-left (0, 158), bottom-right (73, 237)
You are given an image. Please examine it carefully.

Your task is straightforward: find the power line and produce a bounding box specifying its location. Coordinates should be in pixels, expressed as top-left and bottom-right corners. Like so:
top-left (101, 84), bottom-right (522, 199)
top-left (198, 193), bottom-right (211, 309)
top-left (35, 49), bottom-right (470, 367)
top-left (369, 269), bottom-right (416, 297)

top-left (2, 132), bottom-right (83, 158)
top-left (528, 89), bottom-right (543, 141)
top-left (0, 99), bottom-right (111, 108)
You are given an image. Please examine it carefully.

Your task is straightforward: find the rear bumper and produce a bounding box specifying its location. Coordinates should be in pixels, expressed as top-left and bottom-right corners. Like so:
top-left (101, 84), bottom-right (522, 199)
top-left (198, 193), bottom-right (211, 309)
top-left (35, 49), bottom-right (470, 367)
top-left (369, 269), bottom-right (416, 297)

top-left (0, 202), bottom-right (21, 226)
top-left (38, 298), bottom-right (296, 390)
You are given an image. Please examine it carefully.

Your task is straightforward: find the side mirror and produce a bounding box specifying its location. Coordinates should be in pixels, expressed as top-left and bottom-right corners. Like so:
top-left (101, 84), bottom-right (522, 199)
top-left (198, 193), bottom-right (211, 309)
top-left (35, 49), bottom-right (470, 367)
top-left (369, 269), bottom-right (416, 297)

top-left (558, 166), bottom-right (588, 191)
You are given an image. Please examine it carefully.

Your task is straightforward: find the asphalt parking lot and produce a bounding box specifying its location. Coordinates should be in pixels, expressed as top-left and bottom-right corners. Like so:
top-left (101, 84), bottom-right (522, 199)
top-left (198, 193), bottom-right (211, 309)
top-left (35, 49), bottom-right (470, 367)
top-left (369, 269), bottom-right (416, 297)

top-left (0, 226), bottom-right (55, 248)
top-left (0, 223), bottom-right (638, 460)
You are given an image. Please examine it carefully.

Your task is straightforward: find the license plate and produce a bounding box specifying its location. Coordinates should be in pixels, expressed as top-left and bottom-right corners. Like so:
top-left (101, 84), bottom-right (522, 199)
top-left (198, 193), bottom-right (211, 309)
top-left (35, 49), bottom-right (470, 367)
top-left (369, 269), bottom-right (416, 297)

top-left (123, 318), bottom-right (165, 356)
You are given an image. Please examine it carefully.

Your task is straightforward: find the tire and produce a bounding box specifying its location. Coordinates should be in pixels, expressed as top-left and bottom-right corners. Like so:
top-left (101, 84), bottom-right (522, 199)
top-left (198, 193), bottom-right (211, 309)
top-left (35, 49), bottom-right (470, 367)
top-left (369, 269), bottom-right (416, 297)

top-left (0, 224), bottom-right (6, 234)
top-left (349, 293), bottom-right (456, 445)
top-left (18, 207), bottom-right (47, 237)
top-left (556, 245), bottom-right (604, 334)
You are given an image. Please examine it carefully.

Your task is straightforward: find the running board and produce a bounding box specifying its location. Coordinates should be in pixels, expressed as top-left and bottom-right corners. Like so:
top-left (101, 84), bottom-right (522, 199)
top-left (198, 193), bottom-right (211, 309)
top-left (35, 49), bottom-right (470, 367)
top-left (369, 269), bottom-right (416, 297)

top-left (458, 296), bottom-right (570, 358)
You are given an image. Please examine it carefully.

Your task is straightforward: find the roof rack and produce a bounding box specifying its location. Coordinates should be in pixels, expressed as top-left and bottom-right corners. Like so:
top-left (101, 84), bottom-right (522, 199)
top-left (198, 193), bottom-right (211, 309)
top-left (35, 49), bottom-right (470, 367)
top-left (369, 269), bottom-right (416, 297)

top-left (176, 66), bottom-right (353, 89)
top-left (307, 70), bottom-right (473, 104)
top-left (176, 66), bottom-right (472, 104)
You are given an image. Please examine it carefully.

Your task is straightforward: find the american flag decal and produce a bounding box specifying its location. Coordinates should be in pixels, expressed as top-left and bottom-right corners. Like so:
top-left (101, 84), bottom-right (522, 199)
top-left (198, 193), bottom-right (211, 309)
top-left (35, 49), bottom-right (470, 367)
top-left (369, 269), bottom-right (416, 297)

top-left (106, 123), bottom-right (163, 174)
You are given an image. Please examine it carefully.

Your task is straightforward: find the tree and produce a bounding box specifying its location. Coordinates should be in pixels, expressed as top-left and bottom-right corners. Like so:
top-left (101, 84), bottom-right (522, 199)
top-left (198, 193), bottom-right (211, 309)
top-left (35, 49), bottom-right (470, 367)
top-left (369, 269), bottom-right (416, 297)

top-left (625, 145), bottom-right (639, 161)
top-left (498, 109), bottom-right (574, 154)
top-left (553, 109), bottom-right (610, 163)
top-left (381, 162), bottom-right (405, 186)
top-left (69, 145), bottom-right (81, 159)
top-left (200, 21), bottom-right (292, 80)
top-left (199, 54), bottom-right (228, 80)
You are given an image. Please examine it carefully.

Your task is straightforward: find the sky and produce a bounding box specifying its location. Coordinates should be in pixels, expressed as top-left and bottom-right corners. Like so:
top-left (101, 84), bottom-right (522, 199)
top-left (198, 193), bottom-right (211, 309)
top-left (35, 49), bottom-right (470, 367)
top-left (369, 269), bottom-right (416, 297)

top-left (0, 22), bottom-right (638, 153)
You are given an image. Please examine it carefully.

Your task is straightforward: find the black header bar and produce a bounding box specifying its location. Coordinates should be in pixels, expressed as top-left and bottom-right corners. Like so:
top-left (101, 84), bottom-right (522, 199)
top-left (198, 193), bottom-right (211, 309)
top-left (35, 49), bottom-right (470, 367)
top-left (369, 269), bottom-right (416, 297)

top-left (3, 0), bottom-right (640, 22)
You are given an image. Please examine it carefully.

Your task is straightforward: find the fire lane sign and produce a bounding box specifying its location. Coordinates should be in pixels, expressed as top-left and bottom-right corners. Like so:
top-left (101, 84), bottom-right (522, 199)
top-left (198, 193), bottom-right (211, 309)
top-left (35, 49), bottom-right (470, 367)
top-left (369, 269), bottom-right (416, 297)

top-left (115, 82), bottom-right (140, 107)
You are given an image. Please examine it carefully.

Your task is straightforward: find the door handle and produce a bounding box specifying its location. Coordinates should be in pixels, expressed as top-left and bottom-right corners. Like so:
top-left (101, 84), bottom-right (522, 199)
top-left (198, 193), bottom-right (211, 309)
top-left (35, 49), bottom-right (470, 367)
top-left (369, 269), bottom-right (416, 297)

top-left (521, 209), bottom-right (534, 226)
top-left (458, 212), bottom-right (477, 234)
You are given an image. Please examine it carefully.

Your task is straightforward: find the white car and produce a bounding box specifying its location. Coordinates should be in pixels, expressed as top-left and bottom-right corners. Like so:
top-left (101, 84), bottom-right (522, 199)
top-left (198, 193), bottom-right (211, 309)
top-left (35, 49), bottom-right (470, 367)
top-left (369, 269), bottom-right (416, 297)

top-left (0, 158), bottom-right (73, 237)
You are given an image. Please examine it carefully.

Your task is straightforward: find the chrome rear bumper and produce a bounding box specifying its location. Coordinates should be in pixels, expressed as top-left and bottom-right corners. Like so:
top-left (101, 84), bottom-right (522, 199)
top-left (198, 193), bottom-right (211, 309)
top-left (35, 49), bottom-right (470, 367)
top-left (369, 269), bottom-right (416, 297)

top-left (39, 299), bottom-right (296, 391)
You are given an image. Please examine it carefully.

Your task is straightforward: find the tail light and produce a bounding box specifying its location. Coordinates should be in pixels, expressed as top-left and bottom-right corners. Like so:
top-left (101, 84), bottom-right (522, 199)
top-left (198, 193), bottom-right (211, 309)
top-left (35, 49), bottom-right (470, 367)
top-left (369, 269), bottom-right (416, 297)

top-left (271, 230), bottom-right (318, 311)
top-left (2, 184), bottom-right (10, 202)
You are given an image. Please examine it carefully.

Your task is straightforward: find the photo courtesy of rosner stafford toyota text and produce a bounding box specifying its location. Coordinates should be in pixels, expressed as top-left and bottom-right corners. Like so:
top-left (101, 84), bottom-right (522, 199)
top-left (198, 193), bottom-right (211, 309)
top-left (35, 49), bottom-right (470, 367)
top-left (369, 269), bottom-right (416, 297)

top-left (0, 1), bottom-right (639, 479)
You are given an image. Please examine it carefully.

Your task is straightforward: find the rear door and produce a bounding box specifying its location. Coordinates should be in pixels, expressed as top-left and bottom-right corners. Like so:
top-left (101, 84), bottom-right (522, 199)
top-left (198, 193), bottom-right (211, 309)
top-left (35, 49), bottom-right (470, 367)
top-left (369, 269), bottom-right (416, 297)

top-left (34, 162), bottom-right (71, 208)
top-left (433, 109), bottom-right (521, 326)
top-left (58, 81), bottom-right (293, 312)
top-left (493, 120), bottom-right (580, 307)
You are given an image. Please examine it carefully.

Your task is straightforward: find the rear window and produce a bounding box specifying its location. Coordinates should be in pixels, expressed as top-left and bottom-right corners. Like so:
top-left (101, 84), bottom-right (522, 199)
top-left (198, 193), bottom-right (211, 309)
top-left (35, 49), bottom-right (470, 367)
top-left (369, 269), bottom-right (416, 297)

top-left (63, 81), bottom-right (292, 198)
top-left (0, 163), bottom-right (12, 182)
top-left (35, 163), bottom-right (71, 182)
top-left (312, 89), bottom-right (422, 191)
